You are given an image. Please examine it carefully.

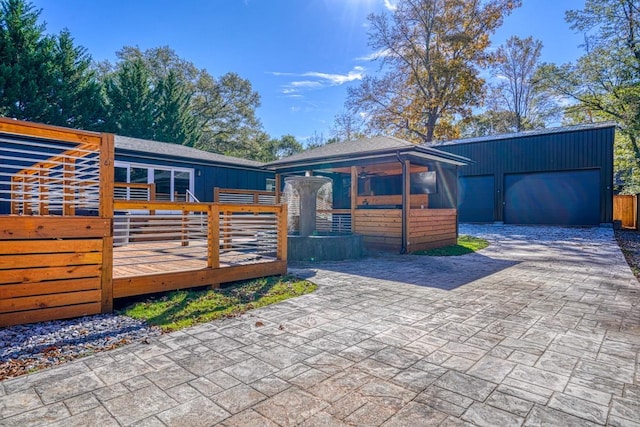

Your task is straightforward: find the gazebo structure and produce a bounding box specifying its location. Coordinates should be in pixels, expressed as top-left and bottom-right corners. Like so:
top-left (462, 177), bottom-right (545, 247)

top-left (267, 136), bottom-right (471, 253)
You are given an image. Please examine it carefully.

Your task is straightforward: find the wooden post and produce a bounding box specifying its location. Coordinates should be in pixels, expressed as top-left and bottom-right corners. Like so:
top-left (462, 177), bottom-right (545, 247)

top-left (38, 171), bottom-right (49, 215)
top-left (99, 133), bottom-right (115, 313)
top-left (63, 158), bottom-right (76, 216)
top-left (181, 210), bottom-right (189, 246)
top-left (23, 178), bottom-right (33, 215)
top-left (403, 159), bottom-right (411, 253)
top-left (208, 204), bottom-right (220, 269)
top-left (10, 177), bottom-right (20, 214)
top-left (275, 174), bottom-right (281, 203)
top-left (149, 183), bottom-right (156, 215)
top-left (222, 209), bottom-right (232, 250)
top-left (213, 187), bottom-right (220, 203)
top-left (277, 204), bottom-right (288, 261)
top-left (351, 166), bottom-right (358, 233)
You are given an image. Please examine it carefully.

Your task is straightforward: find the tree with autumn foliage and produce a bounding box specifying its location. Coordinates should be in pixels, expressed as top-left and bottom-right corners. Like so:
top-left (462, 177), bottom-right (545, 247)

top-left (346, 0), bottom-right (521, 144)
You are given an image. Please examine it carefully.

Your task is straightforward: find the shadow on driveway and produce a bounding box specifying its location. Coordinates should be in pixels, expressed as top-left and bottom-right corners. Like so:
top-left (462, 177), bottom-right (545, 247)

top-left (290, 252), bottom-right (520, 291)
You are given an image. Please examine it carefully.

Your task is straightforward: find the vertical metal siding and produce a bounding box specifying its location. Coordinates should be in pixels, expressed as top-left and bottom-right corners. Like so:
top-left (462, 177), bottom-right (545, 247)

top-left (438, 127), bottom-right (614, 223)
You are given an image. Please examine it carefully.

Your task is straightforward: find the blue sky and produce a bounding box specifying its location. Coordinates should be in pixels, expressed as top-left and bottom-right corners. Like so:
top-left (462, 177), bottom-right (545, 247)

top-left (34, 0), bottom-right (586, 143)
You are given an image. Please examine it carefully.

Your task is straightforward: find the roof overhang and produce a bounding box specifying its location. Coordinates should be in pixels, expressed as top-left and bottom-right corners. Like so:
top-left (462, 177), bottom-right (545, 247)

top-left (266, 145), bottom-right (471, 174)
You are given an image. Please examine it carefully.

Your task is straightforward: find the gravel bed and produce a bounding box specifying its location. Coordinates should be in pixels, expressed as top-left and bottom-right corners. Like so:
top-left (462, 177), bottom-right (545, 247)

top-left (0, 314), bottom-right (160, 380)
top-left (614, 228), bottom-right (640, 279)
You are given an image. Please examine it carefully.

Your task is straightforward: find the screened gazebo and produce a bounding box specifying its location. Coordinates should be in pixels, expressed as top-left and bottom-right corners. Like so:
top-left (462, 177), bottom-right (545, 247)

top-left (266, 136), bottom-right (471, 253)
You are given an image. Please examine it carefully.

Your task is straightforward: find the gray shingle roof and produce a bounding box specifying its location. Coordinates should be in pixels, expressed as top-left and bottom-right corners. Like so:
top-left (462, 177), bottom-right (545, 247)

top-left (114, 135), bottom-right (264, 168)
top-left (266, 135), bottom-right (470, 169)
top-left (432, 122), bottom-right (616, 147)
top-left (266, 136), bottom-right (415, 166)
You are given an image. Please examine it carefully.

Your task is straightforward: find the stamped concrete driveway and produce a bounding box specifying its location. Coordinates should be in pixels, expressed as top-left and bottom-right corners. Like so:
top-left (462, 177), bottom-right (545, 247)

top-left (1, 225), bottom-right (639, 426)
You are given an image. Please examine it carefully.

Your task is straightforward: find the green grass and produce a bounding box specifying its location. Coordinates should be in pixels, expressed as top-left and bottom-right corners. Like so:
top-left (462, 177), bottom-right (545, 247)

top-left (119, 275), bottom-right (317, 331)
top-left (413, 235), bottom-right (489, 256)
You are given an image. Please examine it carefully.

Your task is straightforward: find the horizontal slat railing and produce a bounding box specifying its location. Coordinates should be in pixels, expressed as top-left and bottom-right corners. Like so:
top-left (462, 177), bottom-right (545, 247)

top-left (219, 206), bottom-right (280, 257)
top-left (112, 201), bottom-right (287, 278)
top-left (214, 187), bottom-right (276, 205)
top-left (114, 182), bottom-right (155, 201)
top-left (2, 135), bottom-right (102, 216)
top-left (316, 209), bottom-right (352, 234)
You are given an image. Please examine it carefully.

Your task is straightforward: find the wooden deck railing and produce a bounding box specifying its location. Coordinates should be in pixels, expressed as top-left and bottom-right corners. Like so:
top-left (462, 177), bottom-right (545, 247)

top-left (214, 187), bottom-right (277, 204)
top-left (111, 200), bottom-right (287, 298)
top-left (0, 119), bottom-right (288, 327)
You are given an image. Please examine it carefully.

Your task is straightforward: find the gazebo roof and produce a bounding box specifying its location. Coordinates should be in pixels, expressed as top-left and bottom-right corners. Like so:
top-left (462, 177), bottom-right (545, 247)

top-left (266, 136), bottom-right (471, 173)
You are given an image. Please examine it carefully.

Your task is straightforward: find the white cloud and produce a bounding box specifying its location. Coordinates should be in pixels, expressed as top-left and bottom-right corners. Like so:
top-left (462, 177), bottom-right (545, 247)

top-left (356, 48), bottom-right (390, 61)
top-left (291, 80), bottom-right (324, 88)
top-left (272, 66), bottom-right (365, 97)
top-left (383, 0), bottom-right (397, 11)
top-left (301, 66), bottom-right (364, 85)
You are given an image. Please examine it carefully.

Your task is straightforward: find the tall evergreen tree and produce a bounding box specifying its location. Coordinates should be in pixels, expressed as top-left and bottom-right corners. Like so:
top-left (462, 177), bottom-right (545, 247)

top-left (103, 58), bottom-right (155, 140)
top-left (45, 29), bottom-right (104, 129)
top-left (0, 0), bottom-right (104, 129)
top-left (0, 0), bottom-right (54, 121)
top-left (153, 70), bottom-right (200, 146)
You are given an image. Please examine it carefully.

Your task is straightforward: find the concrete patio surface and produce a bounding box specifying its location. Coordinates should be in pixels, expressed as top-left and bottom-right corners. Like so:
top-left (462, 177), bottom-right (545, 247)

top-left (1, 225), bottom-right (639, 426)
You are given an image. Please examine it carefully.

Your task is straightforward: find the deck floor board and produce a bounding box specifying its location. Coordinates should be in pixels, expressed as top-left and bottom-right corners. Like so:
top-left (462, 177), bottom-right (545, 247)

top-left (113, 240), bottom-right (275, 278)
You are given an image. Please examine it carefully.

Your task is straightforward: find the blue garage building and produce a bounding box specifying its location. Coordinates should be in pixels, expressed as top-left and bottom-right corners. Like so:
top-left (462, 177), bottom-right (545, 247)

top-left (435, 123), bottom-right (615, 226)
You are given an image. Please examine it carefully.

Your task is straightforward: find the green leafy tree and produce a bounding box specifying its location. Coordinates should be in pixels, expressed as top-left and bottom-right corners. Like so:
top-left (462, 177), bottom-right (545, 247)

top-left (537, 0), bottom-right (640, 192)
top-left (346, 0), bottom-right (521, 143)
top-left (108, 46), bottom-right (264, 156)
top-left (192, 72), bottom-right (263, 156)
top-left (257, 134), bottom-right (303, 162)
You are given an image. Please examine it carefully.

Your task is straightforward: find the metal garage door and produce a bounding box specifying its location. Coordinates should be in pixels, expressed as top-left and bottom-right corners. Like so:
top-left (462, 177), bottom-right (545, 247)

top-left (504, 170), bottom-right (600, 225)
top-left (459, 175), bottom-right (495, 222)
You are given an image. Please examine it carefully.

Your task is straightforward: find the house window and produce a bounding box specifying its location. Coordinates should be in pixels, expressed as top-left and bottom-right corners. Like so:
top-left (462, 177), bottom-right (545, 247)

top-left (266, 178), bottom-right (276, 192)
top-left (114, 161), bottom-right (194, 202)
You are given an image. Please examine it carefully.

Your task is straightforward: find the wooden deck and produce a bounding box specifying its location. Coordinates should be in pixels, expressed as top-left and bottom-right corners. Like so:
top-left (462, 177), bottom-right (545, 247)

top-left (113, 240), bottom-right (276, 278)
top-left (0, 119), bottom-right (289, 327)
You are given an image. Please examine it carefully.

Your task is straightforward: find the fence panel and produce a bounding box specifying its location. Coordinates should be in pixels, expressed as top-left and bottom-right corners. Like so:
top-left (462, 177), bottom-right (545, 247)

top-left (614, 194), bottom-right (636, 229)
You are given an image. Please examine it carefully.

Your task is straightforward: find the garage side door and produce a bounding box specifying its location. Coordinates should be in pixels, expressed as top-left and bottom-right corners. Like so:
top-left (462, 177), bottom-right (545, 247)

top-left (459, 175), bottom-right (495, 223)
top-left (504, 170), bottom-right (600, 225)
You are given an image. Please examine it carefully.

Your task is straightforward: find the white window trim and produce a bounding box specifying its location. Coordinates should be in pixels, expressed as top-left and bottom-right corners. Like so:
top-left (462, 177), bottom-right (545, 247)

top-left (114, 161), bottom-right (195, 202)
